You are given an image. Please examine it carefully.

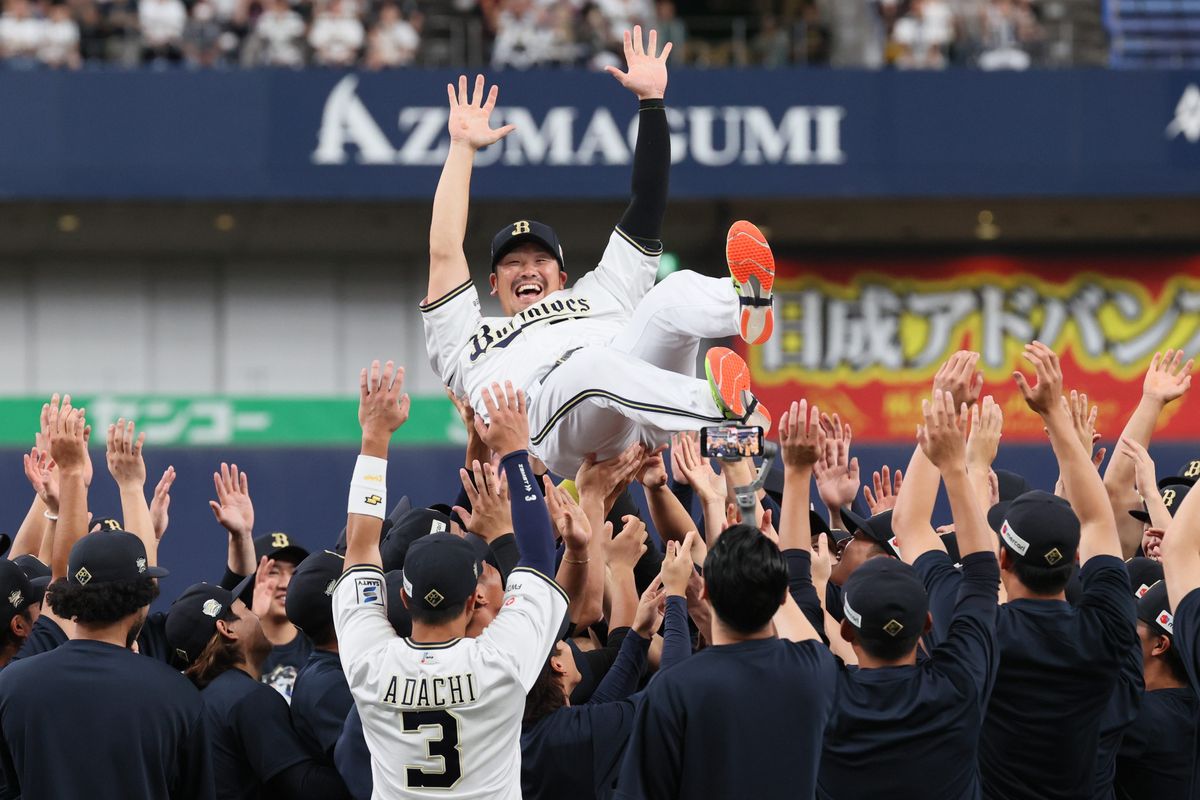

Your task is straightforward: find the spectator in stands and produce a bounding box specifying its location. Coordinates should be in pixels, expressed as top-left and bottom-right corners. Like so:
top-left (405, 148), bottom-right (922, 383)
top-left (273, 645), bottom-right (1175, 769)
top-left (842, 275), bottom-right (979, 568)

top-left (183, 0), bottom-right (225, 66)
top-left (308, 0), bottom-right (362, 66)
top-left (0, 0), bottom-right (43, 68)
top-left (139, 0), bottom-right (187, 62)
top-left (245, 0), bottom-right (306, 67)
top-left (491, 0), bottom-right (554, 69)
top-left (364, 2), bottom-right (419, 68)
top-left (596, 0), bottom-right (650, 43)
top-left (891, 0), bottom-right (954, 68)
top-left (977, 0), bottom-right (1040, 70)
top-left (752, 14), bottom-right (791, 66)
top-left (654, 0), bottom-right (683, 64)
top-left (577, 2), bottom-right (619, 68)
top-left (37, 2), bottom-right (81, 68)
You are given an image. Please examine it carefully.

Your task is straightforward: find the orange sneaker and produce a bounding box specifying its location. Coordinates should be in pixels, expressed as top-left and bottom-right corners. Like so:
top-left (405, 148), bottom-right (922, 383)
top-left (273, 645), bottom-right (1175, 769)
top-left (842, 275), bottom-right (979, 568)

top-left (704, 346), bottom-right (772, 434)
top-left (726, 220), bottom-right (776, 346)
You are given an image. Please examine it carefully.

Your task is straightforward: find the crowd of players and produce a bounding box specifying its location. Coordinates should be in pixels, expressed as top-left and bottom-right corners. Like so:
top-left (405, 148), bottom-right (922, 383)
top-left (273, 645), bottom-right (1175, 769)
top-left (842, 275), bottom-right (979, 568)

top-left (0, 339), bottom-right (1196, 799)
top-left (0, 0), bottom-right (1051, 71)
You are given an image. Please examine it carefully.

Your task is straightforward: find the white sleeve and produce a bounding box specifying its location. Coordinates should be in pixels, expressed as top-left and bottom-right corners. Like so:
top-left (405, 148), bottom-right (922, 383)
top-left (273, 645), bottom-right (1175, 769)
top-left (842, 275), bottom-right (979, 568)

top-left (584, 228), bottom-right (660, 313)
top-left (474, 566), bottom-right (569, 691)
top-left (419, 279), bottom-right (482, 396)
top-left (331, 565), bottom-right (397, 673)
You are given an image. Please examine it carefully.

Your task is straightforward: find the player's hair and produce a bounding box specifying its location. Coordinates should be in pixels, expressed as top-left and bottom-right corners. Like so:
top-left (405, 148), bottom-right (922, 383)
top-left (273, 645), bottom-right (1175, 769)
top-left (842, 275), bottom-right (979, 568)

top-left (185, 614), bottom-right (243, 690)
top-left (46, 576), bottom-right (159, 624)
top-left (855, 626), bottom-right (923, 662)
top-left (0, 609), bottom-right (32, 652)
top-left (703, 525), bottom-right (788, 635)
top-left (1005, 553), bottom-right (1074, 595)
top-left (523, 657), bottom-right (566, 725)
top-left (406, 595), bottom-right (472, 627)
top-left (304, 621), bottom-right (337, 649)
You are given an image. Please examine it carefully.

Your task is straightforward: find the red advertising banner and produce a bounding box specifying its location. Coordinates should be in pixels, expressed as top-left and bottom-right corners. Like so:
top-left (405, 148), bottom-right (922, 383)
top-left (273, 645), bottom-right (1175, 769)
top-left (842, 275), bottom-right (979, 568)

top-left (739, 255), bottom-right (1200, 442)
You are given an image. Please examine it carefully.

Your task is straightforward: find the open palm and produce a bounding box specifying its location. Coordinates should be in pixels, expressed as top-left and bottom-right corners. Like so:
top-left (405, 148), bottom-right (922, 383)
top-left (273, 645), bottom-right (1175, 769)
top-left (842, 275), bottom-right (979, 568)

top-left (447, 74), bottom-right (516, 151)
top-left (605, 26), bottom-right (671, 101)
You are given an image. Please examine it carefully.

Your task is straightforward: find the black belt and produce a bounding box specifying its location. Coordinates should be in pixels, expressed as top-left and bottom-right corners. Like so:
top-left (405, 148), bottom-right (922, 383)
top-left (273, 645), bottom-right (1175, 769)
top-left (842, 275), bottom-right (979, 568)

top-left (538, 347), bottom-right (582, 386)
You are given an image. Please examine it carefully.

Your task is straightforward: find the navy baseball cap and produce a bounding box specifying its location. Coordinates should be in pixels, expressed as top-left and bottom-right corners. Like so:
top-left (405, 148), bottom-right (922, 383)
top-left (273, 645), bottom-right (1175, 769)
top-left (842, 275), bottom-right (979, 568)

top-left (1125, 557), bottom-right (1164, 599)
top-left (1136, 580), bottom-right (1175, 638)
top-left (995, 470), bottom-right (1033, 502)
top-left (1158, 460), bottom-right (1200, 490)
top-left (401, 533), bottom-right (483, 613)
top-left (68, 530), bottom-right (168, 586)
top-left (253, 532), bottom-right (309, 566)
top-left (285, 550), bottom-right (345, 637)
top-left (842, 558), bottom-right (928, 646)
top-left (91, 517), bottom-right (122, 532)
top-left (166, 576), bottom-right (254, 667)
top-left (0, 559), bottom-right (38, 628)
top-left (1131, 484), bottom-right (1190, 523)
top-left (490, 220), bottom-right (564, 272)
top-left (997, 490), bottom-right (1080, 568)
top-left (11, 554), bottom-right (51, 591)
top-left (381, 508), bottom-right (451, 573)
top-left (336, 495), bottom-right (412, 555)
top-left (840, 508), bottom-right (900, 559)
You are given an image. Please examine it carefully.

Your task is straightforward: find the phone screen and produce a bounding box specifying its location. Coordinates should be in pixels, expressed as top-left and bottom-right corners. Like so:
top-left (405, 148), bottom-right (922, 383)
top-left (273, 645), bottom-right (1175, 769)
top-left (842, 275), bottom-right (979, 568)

top-left (700, 425), bottom-right (764, 459)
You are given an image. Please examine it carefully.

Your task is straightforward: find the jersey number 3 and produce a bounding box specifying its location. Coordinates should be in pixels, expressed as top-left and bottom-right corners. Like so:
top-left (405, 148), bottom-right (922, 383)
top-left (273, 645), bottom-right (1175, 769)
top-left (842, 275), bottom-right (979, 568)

top-left (403, 710), bottom-right (463, 789)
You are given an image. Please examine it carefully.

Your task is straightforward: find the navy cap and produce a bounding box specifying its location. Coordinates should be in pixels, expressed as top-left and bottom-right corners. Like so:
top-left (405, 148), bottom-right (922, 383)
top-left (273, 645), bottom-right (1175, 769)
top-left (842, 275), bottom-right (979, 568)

top-left (842, 558), bottom-right (928, 645)
top-left (253, 532), bottom-right (309, 566)
top-left (1131, 484), bottom-right (1190, 523)
top-left (91, 517), bottom-right (122, 532)
top-left (997, 490), bottom-right (1080, 567)
top-left (381, 508), bottom-right (451, 573)
top-left (490, 220), bottom-right (564, 272)
top-left (0, 559), bottom-right (37, 628)
top-left (840, 508), bottom-right (899, 558)
top-left (994, 469), bottom-right (1032, 502)
top-left (336, 495), bottom-right (411, 555)
top-left (1125, 557), bottom-right (1164, 599)
top-left (1136, 580), bottom-right (1175, 638)
top-left (285, 550), bottom-right (344, 637)
top-left (11, 554), bottom-right (51, 591)
top-left (165, 579), bottom-right (252, 667)
top-left (68, 530), bottom-right (168, 586)
top-left (384, 570), bottom-right (412, 636)
top-left (402, 533), bottom-right (484, 613)
top-left (1158, 460), bottom-right (1200, 490)
top-left (987, 501), bottom-right (1011, 534)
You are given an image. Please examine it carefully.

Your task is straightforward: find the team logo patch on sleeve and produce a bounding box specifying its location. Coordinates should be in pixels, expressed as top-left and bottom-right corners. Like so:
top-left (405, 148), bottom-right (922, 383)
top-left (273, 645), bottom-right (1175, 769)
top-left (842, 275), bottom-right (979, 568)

top-left (355, 576), bottom-right (384, 606)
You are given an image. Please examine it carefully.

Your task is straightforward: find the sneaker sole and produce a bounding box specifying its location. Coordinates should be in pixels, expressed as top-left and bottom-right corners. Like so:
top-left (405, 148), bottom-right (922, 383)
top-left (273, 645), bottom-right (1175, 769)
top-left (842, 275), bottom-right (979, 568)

top-left (705, 346), bottom-right (752, 419)
top-left (726, 221), bottom-right (776, 346)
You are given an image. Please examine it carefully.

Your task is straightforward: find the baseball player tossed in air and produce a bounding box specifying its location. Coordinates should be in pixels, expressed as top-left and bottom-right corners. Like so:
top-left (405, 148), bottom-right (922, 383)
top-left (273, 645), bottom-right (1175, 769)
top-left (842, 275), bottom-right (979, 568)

top-left (334, 361), bottom-right (567, 799)
top-left (421, 26), bottom-right (777, 477)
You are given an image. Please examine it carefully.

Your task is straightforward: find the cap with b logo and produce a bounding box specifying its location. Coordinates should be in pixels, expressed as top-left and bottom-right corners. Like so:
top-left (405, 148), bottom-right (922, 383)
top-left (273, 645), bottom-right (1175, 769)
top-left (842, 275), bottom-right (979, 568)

top-left (1135, 580), bottom-right (1175, 638)
top-left (841, 558), bottom-right (928, 646)
top-left (1158, 460), bottom-right (1200, 490)
top-left (1130, 483), bottom-right (1191, 523)
top-left (401, 533), bottom-right (483, 613)
top-left (490, 220), bottom-right (564, 272)
top-left (253, 532), bottom-right (309, 566)
top-left (67, 530), bottom-right (169, 586)
top-left (997, 490), bottom-right (1080, 567)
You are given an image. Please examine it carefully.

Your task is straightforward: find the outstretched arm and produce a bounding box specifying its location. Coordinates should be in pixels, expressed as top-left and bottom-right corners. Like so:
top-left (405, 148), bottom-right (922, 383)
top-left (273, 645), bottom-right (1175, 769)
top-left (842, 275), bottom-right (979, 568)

top-left (426, 75), bottom-right (515, 303)
top-left (1163, 474), bottom-right (1200, 611)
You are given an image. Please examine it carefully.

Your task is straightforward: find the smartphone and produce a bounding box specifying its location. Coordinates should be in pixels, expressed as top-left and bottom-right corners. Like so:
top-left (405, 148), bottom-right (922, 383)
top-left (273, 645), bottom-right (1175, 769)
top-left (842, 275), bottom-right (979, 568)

top-left (700, 425), bottom-right (764, 460)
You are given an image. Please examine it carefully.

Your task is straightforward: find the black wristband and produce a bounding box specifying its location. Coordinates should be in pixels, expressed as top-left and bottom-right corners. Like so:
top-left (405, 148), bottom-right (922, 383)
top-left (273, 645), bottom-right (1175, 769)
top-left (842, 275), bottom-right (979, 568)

top-left (639, 98), bottom-right (665, 111)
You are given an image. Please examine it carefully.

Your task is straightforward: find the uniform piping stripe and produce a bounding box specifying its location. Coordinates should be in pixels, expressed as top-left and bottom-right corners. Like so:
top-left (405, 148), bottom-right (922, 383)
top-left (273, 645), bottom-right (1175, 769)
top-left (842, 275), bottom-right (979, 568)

top-left (404, 638), bottom-right (462, 650)
top-left (333, 563), bottom-right (385, 592)
top-left (530, 389), bottom-right (726, 446)
top-left (614, 226), bottom-right (664, 256)
top-left (510, 566), bottom-right (570, 605)
top-left (419, 279), bottom-right (473, 313)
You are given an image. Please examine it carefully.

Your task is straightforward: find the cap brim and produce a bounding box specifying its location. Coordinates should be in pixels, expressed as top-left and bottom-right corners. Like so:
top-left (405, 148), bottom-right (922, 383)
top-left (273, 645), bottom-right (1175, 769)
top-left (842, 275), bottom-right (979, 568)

top-left (231, 574), bottom-right (255, 607)
top-left (839, 507), bottom-right (871, 537)
top-left (1158, 476), bottom-right (1197, 491)
top-left (29, 576), bottom-right (51, 591)
top-left (1129, 509), bottom-right (1152, 523)
top-left (492, 233), bottom-right (561, 269)
top-left (265, 546), bottom-right (309, 565)
top-left (0, 535), bottom-right (11, 558)
top-left (145, 566), bottom-right (169, 578)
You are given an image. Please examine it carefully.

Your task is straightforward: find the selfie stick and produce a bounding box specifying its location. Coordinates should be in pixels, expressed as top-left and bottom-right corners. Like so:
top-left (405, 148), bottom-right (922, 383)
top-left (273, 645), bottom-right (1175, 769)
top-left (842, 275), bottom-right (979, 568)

top-left (722, 441), bottom-right (777, 525)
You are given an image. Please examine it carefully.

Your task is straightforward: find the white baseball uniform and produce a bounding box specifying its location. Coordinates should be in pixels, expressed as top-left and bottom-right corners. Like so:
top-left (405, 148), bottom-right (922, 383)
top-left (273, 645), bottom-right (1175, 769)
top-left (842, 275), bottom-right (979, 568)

top-left (421, 225), bottom-right (743, 476)
top-left (332, 564), bottom-right (568, 799)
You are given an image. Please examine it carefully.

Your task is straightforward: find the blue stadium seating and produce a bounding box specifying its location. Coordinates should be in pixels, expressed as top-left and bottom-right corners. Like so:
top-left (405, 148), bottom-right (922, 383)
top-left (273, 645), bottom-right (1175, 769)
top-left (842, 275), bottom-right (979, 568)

top-left (1106, 0), bottom-right (1200, 66)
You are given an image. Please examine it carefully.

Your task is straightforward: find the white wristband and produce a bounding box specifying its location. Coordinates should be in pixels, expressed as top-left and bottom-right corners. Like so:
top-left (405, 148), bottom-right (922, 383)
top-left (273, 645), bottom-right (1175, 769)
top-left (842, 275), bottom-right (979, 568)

top-left (43, 510), bottom-right (58, 521)
top-left (348, 455), bottom-right (387, 519)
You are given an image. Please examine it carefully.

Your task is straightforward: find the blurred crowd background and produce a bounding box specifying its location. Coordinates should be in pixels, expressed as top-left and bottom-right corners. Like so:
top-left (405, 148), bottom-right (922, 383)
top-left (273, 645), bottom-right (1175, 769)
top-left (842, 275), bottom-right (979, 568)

top-left (0, 0), bottom-right (1196, 72)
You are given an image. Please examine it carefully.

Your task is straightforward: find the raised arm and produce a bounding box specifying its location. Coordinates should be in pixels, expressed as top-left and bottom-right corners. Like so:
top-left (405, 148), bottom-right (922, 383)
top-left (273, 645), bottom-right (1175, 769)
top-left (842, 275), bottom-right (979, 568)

top-left (46, 395), bottom-right (88, 582)
top-left (918, 391), bottom-right (992, 558)
top-left (965, 396), bottom-right (1003, 525)
top-left (427, 75), bottom-right (515, 303)
top-left (1014, 342), bottom-right (1121, 562)
top-left (106, 419), bottom-right (157, 565)
top-left (637, 445), bottom-right (696, 546)
top-left (1115, 436), bottom-right (1172, 532)
top-left (209, 462), bottom-right (257, 581)
top-left (1104, 350), bottom-right (1192, 558)
top-left (604, 517), bottom-right (649, 631)
top-left (813, 414), bottom-right (860, 531)
top-left (343, 360), bottom-right (411, 571)
top-left (547, 479), bottom-right (600, 627)
top-left (605, 26), bottom-right (671, 246)
top-left (778, 399), bottom-right (824, 554)
top-left (1162, 473), bottom-right (1200, 611)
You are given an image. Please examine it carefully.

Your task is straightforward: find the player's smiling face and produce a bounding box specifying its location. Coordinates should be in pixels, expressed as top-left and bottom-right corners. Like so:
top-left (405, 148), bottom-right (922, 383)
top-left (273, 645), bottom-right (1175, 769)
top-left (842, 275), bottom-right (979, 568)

top-left (490, 243), bottom-right (568, 316)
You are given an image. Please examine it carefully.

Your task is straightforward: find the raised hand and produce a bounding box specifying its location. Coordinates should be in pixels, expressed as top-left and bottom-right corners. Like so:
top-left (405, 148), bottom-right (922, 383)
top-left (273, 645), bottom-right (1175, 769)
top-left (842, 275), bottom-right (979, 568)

top-left (604, 515), bottom-right (648, 572)
top-left (251, 556), bottom-right (280, 619)
top-left (917, 390), bottom-right (968, 472)
top-left (604, 25), bottom-right (672, 101)
top-left (150, 466), bottom-right (175, 541)
top-left (1116, 436), bottom-right (1159, 502)
top-left (576, 442), bottom-right (644, 509)
top-left (209, 462), bottom-right (254, 538)
top-left (46, 394), bottom-right (87, 476)
top-left (671, 433), bottom-right (725, 504)
top-left (40, 395), bottom-right (91, 487)
top-left (637, 444), bottom-right (669, 490)
top-left (453, 460), bottom-right (513, 543)
top-left (359, 360), bottom-right (411, 444)
top-left (934, 351), bottom-right (985, 409)
top-left (106, 419), bottom-right (146, 491)
top-left (1065, 389), bottom-right (1099, 453)
top-left (864, 466), bottom-right (904, 515)
top-left (667, 433), bottom-right (691, 486)
top-left (1013, 341), bottom-right (1064, 417)
top-left (966, 395), bottom-right (1004, 472)
top-left (474, 381), bottom-right (528, 457)
top-left (814, 413), bottom-right (860, 511)
top-left (633, 577), bottom-right (666, 638)
top-left (661, 531), bottom-right (698, 597)
top-left (542, 474), bottom-right (590, 549)
top-left (23, 448), bottom-right (59, 514)
top-left (811, 532), bottom-right (833, 589)
top-left (779, 400), bottom-right (824, 471)
top-left (447, 74), bottom-right (516, 151)
top-left (1143, 349), bottom-right (1194, 406)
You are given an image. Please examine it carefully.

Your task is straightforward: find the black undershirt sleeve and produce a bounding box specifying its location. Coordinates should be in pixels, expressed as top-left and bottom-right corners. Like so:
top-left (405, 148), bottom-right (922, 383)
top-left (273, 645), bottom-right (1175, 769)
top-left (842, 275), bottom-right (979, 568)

top-left (617, 99), bottom-right (669, 247)
top-left (263, 761), bottom-right (352, 800)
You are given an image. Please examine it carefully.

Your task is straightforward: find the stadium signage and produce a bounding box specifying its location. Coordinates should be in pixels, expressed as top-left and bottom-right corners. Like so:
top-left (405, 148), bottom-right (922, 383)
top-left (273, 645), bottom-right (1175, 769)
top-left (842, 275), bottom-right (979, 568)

top-left (312, 76), bottom-right (846, 168)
